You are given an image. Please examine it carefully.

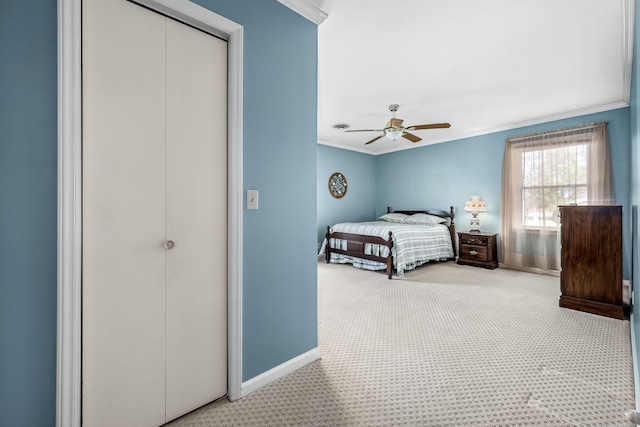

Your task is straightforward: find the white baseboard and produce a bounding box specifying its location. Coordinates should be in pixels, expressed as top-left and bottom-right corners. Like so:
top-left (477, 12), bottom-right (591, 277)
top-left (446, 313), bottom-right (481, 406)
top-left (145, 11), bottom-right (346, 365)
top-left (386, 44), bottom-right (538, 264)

top-left (241, 347), bottom-right (321, 397)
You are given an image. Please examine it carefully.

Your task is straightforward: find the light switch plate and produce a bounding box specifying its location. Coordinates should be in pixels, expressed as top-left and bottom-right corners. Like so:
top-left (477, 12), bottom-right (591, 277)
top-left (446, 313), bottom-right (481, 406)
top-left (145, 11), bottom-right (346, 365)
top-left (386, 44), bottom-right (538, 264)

top-left (247, 190), bottom-right (258, 210)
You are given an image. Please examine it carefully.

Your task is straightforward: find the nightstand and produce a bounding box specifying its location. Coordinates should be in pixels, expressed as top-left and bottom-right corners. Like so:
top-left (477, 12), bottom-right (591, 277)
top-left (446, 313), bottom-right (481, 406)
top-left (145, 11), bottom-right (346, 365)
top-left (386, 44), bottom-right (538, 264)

top-left (457, 232), bottom-right (498, 269)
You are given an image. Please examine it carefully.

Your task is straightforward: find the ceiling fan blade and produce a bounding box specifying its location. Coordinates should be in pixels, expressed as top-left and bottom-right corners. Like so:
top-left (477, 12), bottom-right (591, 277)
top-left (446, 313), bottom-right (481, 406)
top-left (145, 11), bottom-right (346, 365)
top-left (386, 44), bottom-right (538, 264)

top-left (389, 118), bottom-right (404, 128)
top-left (402, 132), bottom-right (421, 143)
top-left (406, 123), bottom-right (451, 131)
top-left (345, 129), bottom-right (384, 133)
top-left (364, 135), bottom-right (384, 145)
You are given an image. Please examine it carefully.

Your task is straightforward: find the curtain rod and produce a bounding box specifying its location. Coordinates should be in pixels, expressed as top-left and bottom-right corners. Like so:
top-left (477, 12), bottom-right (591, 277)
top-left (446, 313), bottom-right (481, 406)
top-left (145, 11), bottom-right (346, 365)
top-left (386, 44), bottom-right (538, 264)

top-left (507, 121), bottom-right (607, 143)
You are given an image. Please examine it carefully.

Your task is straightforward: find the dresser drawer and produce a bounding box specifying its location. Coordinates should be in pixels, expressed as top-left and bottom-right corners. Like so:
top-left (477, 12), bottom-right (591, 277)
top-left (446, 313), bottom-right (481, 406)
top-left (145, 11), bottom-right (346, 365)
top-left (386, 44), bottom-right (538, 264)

top-left (459, 234), bottom-right (489, 246)
top-left (460, 244), bottom-right (488, 261)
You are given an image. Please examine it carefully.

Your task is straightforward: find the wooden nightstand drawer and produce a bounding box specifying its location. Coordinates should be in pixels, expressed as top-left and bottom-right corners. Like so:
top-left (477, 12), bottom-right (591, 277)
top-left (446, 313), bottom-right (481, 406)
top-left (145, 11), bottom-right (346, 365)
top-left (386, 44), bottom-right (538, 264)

top-left (459, 235), bottom-right (489, 246)
top-left (460, 244), bottom-right (488, 261)
top-left (457, 232), bottom-right (498, 269)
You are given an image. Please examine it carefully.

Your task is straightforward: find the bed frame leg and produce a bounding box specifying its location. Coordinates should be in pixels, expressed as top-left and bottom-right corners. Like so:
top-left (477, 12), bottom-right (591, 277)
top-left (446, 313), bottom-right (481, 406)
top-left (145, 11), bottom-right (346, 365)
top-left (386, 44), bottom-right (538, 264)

top-left (387, 231), bottom-right (393, 279)
top-left (325, 226), bottom-right (331, 263)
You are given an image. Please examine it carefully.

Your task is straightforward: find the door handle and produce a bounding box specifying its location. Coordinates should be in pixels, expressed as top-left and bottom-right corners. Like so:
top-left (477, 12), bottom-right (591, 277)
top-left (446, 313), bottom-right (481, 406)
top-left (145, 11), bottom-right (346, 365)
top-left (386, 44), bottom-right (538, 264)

top-left (164, 240), bottom-right (175, 250)
top-left (469, 250), bottom-right (478, 256)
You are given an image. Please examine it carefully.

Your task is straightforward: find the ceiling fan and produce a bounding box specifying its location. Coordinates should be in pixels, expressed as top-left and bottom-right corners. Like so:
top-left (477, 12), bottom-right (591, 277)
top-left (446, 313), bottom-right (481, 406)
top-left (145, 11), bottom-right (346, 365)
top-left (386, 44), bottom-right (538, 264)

top-left (346, 104), bottom-right (450, 145)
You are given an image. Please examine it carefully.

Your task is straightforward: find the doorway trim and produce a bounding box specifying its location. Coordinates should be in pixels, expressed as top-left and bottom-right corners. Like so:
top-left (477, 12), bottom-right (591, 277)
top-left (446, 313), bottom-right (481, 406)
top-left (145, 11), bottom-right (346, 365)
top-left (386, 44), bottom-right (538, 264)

top-left (57, 1), bottom-right (244, 425)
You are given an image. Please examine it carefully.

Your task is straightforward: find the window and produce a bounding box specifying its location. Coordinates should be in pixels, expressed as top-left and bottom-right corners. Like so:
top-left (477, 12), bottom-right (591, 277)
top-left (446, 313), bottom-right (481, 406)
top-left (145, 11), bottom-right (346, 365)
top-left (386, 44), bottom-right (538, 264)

top-left (521, 142), bottom-right (587, 229)
top-left (500, 122), bottom-right (612, 272)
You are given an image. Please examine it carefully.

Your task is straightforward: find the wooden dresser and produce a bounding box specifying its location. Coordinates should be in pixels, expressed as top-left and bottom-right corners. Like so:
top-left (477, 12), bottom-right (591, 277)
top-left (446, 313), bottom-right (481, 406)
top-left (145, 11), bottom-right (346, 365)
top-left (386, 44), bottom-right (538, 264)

top-left (457, 232), bottom-right (498, 269)
top-left (559, 205), bottom-right (623, 319)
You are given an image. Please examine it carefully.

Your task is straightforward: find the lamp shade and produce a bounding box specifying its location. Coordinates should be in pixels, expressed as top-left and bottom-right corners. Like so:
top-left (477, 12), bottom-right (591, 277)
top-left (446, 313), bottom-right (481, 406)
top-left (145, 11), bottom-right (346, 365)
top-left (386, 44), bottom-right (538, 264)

top-left (464, 200), bottom-right (487, 212)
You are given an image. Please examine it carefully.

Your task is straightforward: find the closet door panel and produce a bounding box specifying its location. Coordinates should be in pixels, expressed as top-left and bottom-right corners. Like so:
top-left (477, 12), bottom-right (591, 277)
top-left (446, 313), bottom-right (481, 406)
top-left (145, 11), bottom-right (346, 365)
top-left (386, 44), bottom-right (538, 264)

top-left (165, 19), bottom-right (228, 421)
top-left (82, 0), bottom-right (166, 426)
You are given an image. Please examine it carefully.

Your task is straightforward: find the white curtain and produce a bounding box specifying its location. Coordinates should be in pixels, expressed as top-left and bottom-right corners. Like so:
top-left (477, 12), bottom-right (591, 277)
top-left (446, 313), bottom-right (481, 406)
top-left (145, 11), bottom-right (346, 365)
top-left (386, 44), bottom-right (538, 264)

top-left (500, 122), bottom-right (612, 273)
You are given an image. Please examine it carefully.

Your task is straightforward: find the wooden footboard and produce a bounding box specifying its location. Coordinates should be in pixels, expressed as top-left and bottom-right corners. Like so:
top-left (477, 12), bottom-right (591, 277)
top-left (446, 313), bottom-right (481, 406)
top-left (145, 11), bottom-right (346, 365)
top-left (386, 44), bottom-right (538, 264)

top-left (325, 227), bottom-right (394, 279)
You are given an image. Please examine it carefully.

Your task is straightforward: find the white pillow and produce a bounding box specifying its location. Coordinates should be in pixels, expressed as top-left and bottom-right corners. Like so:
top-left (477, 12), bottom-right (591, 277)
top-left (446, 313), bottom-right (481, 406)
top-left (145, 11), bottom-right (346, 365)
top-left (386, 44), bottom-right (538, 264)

top-left (379, 212), bottom-right (409, 223)
top-left (404, 213), bottom-right (448, 226)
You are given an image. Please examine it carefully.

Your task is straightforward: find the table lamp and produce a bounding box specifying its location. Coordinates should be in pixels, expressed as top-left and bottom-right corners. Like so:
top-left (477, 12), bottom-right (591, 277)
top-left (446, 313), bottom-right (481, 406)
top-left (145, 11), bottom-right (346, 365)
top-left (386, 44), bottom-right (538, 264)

top-left (464, 196), bottom-right (487, 233)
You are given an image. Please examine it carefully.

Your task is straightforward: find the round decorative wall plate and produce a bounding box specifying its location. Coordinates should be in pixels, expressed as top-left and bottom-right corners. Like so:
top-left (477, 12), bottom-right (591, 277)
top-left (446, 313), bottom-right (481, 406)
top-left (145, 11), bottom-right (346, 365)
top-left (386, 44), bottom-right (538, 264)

top-left (328, 172), bottom-right (347, 199)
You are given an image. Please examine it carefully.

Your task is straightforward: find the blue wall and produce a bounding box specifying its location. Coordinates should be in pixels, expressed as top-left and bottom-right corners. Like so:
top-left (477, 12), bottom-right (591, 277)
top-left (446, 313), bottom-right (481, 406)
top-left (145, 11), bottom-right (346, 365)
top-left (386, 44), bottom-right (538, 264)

top-left (194, 0), bottom-right (319, 383)
top-left (375, 134), bottom-right (502, 233)
top-left (0, 2), bottom-right (58, 426)
top-left (374, 107), bottom-right (632, 279)
top-left (0, 0), bottom-right (318, 424)
top-left (317, 145), bottom-right (376, 244)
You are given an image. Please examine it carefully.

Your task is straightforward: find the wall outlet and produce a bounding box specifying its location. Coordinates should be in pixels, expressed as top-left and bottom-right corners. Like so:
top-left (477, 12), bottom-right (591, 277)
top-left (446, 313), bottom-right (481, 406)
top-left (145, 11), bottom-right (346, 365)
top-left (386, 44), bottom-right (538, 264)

top-left (247, 190), bottom-right (258, 210)
top-left (623, 279), bottom-right (631, 305)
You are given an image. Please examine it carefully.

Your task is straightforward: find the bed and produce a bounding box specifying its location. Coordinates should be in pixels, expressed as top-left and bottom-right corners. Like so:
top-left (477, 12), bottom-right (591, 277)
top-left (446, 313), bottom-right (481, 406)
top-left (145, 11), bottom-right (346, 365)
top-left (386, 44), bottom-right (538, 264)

top-left (323, 207), bottom-right (456, 278)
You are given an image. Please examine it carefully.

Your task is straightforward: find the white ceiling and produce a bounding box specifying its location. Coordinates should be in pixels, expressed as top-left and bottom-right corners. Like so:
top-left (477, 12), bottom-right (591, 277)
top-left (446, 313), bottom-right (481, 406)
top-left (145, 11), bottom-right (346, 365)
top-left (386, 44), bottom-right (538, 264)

top-left (308, 0), bottom-right (633, 155)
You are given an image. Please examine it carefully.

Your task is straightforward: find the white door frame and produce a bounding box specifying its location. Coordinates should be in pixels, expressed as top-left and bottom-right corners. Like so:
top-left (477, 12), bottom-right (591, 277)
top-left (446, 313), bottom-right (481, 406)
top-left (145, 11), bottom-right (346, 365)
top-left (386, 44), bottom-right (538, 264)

top-left (57, 1), bottom-right (244, 425)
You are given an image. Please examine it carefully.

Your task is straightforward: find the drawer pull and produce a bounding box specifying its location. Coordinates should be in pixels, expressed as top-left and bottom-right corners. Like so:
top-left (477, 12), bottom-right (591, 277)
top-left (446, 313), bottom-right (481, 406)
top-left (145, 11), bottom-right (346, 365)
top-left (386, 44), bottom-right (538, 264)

top-left (470, 250), bottom-right (478, 256)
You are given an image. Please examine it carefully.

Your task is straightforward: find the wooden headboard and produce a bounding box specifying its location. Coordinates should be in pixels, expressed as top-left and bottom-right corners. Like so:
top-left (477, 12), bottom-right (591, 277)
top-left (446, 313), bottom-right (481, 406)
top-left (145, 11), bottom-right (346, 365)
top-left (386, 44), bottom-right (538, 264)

top-left (386, 206), bottom-right (456, 257)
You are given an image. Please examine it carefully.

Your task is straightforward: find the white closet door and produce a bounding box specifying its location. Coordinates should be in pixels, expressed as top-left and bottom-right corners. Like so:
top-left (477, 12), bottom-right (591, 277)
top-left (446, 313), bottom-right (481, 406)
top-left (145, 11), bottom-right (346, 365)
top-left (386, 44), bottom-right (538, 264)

top-left (82, 1), bottom-right (167, 426)
top-left (165, 19), bottom-right (228, 421)
top-left (83, 1), bottom-right (228, 426)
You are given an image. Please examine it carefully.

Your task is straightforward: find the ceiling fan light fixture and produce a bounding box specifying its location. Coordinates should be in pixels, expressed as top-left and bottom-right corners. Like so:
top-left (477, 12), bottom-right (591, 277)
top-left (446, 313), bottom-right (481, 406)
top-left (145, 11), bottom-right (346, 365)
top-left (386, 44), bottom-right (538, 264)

top-left (385, 129), bottom-right (404, 141)
top-left (348, 104), bottom-right (450, 145)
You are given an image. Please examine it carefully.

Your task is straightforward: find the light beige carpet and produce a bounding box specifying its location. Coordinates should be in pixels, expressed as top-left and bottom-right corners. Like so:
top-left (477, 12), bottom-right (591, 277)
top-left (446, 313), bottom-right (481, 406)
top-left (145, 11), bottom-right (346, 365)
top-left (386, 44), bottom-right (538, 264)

top-left (167, 260), bottom-right (635, 426)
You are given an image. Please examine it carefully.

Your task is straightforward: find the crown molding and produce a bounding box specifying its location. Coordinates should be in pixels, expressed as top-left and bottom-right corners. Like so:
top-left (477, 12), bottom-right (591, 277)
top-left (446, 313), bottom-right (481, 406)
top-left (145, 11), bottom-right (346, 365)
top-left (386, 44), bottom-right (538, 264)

top-left (277, 0), bottom-right (327, 25)
top-left (319, 101), bottom-right (630, 156)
